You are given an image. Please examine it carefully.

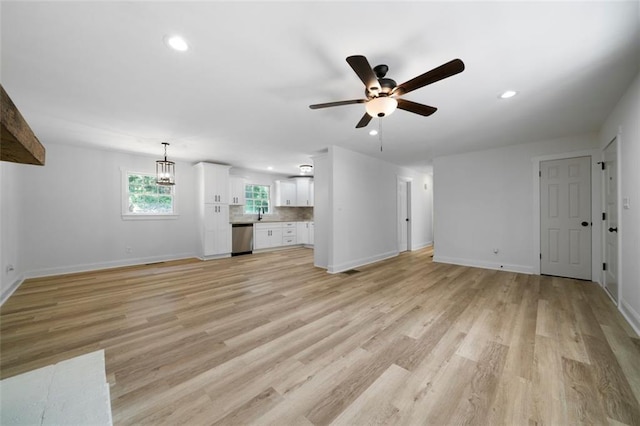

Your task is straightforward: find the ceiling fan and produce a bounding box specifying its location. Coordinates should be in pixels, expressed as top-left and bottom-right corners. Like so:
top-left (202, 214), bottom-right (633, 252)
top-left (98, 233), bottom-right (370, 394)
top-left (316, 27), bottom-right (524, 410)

top-left (309, 55), bottom-right (465, 128)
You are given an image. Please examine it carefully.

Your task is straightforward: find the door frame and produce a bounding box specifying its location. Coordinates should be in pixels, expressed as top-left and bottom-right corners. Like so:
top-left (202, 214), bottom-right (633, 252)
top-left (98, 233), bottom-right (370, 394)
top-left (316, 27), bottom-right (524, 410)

top-left (532, 149), bottom-right (601, 278)
top-left (601, 136), bottom-right (622, 304)
top-left (397, 176), bottom-right (412, 252)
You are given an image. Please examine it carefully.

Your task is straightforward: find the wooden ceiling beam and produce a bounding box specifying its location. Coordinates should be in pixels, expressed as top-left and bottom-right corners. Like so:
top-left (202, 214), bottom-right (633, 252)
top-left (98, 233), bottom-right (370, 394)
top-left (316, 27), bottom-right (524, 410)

top-left (1, 84), bottom-right (46, 166)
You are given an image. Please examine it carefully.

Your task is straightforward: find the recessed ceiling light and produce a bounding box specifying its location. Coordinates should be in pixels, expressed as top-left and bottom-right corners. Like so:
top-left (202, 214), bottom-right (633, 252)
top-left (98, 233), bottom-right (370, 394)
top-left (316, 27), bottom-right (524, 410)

top-left (267, 166), bottom-right (273, 171)
top-left (165, 35), bottom-right (189, 52)
top-left (369, 129), bottom-right (378, 136)
top-left (499, 90), bottom-right (518, 99)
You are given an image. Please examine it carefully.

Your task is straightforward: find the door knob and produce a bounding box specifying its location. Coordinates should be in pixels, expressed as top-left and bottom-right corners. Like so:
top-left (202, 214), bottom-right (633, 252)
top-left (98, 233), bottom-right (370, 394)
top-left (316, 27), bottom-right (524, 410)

top-left (608, 227), bottom-right (618, 233)
top-left (581, 221), bottom-right (589, 227)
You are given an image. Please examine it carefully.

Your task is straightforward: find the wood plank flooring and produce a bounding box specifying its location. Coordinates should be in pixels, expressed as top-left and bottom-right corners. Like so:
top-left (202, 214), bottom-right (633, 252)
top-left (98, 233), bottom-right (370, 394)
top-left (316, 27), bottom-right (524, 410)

top-left (1, 247), bottom-right (639, 425)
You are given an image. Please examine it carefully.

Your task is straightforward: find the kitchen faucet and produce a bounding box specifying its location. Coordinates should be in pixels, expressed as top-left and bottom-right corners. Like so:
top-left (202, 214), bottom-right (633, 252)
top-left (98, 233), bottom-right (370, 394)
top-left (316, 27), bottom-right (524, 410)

top-left (258, 207), bottom-right (263, 221)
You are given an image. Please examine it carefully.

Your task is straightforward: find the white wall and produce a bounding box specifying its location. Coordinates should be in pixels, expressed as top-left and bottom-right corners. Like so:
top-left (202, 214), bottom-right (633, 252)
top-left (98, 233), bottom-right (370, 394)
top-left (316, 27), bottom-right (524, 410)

top-left (330, 146), bottom-right (398, 272)
top-left (599, 71), bottom-right (640, 333)
top-left (230, 167), bottom-right (288, 188)
top-left (0, 161), bottom-right (24, 303)
top-left (312, 153), bottom-right (329, 269)
top-left (433, 133), bottom-right (599, 274)
top-left (317, 145), bottom-right (433, 273)
top-left (15, 143), bottom-right (198, 279)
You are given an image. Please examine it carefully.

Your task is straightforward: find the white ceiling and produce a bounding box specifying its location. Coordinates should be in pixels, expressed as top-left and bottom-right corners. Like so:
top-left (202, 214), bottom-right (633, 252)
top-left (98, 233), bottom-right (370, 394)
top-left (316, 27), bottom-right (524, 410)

top-left (2, 1), bottom-right (638, 175)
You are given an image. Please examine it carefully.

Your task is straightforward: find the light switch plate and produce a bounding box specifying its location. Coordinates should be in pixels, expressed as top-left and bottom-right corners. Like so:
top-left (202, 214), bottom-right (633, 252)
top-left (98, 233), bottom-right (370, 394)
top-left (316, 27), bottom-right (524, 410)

top-left (623, 197), bottom-right (630, 209)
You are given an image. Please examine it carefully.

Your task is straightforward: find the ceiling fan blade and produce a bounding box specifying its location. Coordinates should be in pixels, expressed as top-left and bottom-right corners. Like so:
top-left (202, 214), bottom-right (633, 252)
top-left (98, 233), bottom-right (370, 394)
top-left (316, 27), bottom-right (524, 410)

top-left (355, 113), bottom-right (372, 128)
top-left (346, 55), bottom-right (381, 93)
top-left (397, 99), bottom-right (438, 116)
top-left (309, 99), bottom-right (366, 109)
top-left (393, 59), bottom-right (465, 96)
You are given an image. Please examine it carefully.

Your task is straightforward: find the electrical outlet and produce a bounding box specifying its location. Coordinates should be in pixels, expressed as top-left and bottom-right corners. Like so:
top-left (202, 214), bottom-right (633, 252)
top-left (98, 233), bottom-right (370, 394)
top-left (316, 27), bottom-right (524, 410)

top-left (493, 248), bottom-right (499, 254)
top-left (126, 247), bottom-right (133, 254)
top-left (6, 264), bottom-right (15, 273)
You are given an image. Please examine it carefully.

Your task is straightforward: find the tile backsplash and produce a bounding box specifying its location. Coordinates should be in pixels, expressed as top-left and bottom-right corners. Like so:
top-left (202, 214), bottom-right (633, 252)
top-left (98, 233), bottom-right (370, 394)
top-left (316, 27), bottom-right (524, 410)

top-left (230, 205), bottom-right (313, 223)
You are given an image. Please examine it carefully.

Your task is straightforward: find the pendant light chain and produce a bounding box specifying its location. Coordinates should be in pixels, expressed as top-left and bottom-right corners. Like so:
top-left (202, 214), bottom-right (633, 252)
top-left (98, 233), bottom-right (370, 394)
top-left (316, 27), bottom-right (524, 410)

top-left (378, 117), bottom-right (383, 152)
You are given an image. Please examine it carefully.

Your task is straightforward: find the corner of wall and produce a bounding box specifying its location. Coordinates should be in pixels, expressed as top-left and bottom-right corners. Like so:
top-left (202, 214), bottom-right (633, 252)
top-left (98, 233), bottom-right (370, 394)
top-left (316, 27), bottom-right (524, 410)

top-left (1, 274), bottom-right (25, 306)
top-left (620, 300), bottom-right (640, 336)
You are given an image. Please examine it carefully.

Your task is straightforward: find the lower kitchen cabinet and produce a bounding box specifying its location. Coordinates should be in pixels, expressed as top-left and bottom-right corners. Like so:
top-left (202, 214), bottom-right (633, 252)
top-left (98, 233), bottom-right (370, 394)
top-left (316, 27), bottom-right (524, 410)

top-left (297, 221), bottom-right (314, 246)
top-left (253, 221), bottom-right (313, 251)
top-left (282, 222), bottom-right (297, 246)
top-left (201, 204), bottom-right (231, 257)
top-left (254, 223), bottom-right (284, 250)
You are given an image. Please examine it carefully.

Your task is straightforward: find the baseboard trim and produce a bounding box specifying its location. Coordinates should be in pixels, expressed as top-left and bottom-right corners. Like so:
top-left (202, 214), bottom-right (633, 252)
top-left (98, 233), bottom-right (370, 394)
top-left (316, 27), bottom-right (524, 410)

top-left (1, 274), bottom-right (25, 306)
top-left (199, 253), bottom-right (232, 261)
top-left (24, 252), bottom-right (198, 280)
top-left (432, 255), bottom-right (534, 275)
top-left (411, 241), bottom-right (433, 251)
top-left (620, 300), bottom-right (640, 336)
top-left (328, 250), bottom-right (398, 274)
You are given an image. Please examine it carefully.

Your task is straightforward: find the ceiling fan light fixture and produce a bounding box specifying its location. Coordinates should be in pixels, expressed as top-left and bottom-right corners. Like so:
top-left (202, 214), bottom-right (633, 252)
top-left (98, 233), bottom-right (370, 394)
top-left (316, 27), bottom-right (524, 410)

top-left (365, 96), bottom-right (398, 118)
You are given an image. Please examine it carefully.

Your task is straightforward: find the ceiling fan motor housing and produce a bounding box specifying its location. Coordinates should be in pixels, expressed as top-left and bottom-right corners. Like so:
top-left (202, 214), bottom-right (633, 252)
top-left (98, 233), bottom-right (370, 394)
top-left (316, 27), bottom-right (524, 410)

top-left (366, 77), bottom-right (397, 98)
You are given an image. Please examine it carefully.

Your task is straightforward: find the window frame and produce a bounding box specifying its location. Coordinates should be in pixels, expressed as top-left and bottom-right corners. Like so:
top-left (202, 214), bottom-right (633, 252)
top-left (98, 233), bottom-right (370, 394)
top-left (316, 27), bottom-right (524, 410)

top-left (243, 183), bottom-right (272, 215)
top-left (121, 169), bottom-right (178, 220)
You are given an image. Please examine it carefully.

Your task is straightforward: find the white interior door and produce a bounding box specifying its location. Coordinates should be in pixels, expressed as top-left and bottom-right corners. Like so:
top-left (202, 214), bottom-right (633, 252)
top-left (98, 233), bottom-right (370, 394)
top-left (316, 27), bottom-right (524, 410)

top-left (540, 156), bottom-right (591, 280)
top-left (603, 140), bottom-right (618, 302)
top-left (397, 179), bottom-right (409, 252)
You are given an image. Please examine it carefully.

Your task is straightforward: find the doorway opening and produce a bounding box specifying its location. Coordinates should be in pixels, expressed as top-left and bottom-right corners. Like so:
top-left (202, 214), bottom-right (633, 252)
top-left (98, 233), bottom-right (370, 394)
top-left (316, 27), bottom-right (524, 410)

top-left (397, 178), bottom-right (412, 252)
top-left (602, 138), bottom-right (619, 303)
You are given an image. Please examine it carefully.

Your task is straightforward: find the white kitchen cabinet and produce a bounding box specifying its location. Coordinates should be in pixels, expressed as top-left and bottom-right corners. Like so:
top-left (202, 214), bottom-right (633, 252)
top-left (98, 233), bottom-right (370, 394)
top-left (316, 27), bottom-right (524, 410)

top-left (297, 221), bottom-right (314, 246)
top-left (195, 162), bottom-right (230, 204)
top-left (297, 222), bottom-right (309, 245)
top-left (295, 178), bottom-right (312, 206)
top-left (276, 178), bottom-right (314, 207)
top-left (203, 204), bottom-right (231, 256)
top-left (309, 181), bottom-right (314, 207)
top-left (195, 162), bottom-right (231, 259)
top-left (254, 223), bottom-right (284, 250)
top-left (275, 180), bottom-right (296, 206)
top-left (282, 222), bottom-right (297, 245)
top-left (229, 176), bottom-right (246, 205)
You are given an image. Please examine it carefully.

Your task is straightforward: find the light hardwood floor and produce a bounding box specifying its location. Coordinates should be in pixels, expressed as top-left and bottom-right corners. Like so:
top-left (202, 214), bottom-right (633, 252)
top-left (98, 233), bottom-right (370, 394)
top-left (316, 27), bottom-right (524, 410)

top-left (1, 247), bottom-right (639, 425)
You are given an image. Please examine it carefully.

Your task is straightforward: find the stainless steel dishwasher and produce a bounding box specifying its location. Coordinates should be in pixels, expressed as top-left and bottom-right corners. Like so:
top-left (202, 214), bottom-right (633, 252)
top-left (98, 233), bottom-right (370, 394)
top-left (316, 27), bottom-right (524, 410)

top-left (231, 224), bottom-right (253, 255)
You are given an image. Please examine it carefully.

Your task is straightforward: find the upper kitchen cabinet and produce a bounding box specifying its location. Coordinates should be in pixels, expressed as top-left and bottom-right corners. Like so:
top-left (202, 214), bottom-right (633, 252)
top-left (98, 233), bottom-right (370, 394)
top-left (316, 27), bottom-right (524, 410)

top-left (195, 162), bottom-right (230, 204)
top-left (295, 177), bottom-right (313, 207)
top-left (275, 177), bottom-right (314, 207)
top-left (275, 180), bottom-right (296, 206)
top-left (229, 176), bottom-right (246, 205)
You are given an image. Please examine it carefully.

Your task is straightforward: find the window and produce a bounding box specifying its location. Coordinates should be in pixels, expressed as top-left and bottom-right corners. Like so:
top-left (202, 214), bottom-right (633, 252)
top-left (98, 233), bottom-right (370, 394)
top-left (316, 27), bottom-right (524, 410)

top-left (244, 184), bottom-right (270, 214)
top-left (123, 172), bottom-right (176, 217)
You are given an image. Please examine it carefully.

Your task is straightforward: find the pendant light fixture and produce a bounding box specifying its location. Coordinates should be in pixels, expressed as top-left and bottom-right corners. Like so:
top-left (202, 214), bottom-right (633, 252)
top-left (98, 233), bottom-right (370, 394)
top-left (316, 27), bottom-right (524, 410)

top-left (156, 142), bottom-right (175, 186)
